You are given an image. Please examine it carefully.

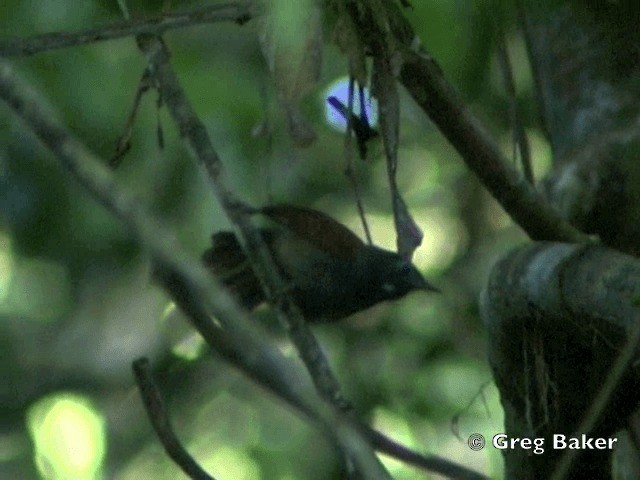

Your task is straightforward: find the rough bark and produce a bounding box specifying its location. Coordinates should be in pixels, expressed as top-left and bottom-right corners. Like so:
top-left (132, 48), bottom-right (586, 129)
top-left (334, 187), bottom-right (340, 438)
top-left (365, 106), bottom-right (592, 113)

top-left (482, 243), bottom-right (640, 479)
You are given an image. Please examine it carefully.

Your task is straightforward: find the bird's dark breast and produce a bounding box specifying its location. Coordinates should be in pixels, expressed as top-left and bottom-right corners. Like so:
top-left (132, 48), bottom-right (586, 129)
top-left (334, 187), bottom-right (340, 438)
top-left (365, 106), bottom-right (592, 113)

top-left (290, 284), bottom-right (375, 321)
top-left (287, 257), bottom-right (384, 321)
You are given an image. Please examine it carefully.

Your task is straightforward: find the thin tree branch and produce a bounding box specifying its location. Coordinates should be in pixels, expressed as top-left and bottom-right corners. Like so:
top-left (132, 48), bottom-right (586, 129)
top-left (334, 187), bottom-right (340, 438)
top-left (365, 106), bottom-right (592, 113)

top-left (111, 70), bottom-right (153, 167)
top-left (132, 358), bottom-right (215, 480)
top-left (339, 1), bottom-right (585, 244)
top-left (495, 31), bottom-right (534, 184)
top-left (343, 77), bottom-right (373, 245)
top-left (336, 2), bottom-right (587, 242)
top-left (367, 429), bottom-right (489, 480)
top-left (0, 2), bottom-right (256, 57)
top-left (135, 32), bottom-right (366, 475)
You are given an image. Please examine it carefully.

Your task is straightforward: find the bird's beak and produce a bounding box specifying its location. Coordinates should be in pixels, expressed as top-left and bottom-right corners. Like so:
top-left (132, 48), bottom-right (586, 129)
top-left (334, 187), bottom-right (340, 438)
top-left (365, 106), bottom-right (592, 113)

top-left (411, 268), bottom-right (440, 293)
top-left (423, 279), bottom-right (440, 293)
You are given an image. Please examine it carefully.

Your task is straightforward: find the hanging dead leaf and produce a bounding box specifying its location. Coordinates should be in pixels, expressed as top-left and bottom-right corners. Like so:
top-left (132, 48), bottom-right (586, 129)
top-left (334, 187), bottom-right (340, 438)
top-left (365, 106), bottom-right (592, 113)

top-left (332, 10), bottom-right (368, 86)
top-left (259, 0), bottom-right (322, 146)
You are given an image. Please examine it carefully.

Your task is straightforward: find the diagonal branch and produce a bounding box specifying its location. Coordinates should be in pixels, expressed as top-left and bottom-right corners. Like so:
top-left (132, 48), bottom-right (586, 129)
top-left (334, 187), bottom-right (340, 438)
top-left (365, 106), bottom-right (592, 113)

top-left (134, 34), bottom-right (350, 412)
top-left (398, 49), bottom-right (588, 243)
top-left (338, 2), bottom-right (588, 244)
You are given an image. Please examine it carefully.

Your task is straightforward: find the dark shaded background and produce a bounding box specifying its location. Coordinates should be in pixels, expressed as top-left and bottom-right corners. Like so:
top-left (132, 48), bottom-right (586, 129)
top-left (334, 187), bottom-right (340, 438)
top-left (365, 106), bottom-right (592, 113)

top-left (0, 1), bottom-right (548, 478)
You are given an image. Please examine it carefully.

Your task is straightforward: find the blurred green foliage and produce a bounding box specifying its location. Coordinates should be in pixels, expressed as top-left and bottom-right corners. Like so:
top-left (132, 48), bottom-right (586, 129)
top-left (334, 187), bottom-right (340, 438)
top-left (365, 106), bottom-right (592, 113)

top-left (0, 0), bottom-right (549, 478)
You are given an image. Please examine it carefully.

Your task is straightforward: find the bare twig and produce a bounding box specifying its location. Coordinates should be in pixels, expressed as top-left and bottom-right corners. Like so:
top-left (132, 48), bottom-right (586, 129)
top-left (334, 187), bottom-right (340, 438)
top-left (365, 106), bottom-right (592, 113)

top-left (495, 29), bottom-right (534, 183)
top-left (450, 381), bottom-right (492, 441)
top-left (0, 2), bottom-right (256, 57)
top-left (132, 358), bottom-right (215, 480)
top-left (111, 70), bottom-right (154, 167)
top-left (343, 77), bottom-right (373, 245)
top-left (368, 429), bottom-right (488, 480)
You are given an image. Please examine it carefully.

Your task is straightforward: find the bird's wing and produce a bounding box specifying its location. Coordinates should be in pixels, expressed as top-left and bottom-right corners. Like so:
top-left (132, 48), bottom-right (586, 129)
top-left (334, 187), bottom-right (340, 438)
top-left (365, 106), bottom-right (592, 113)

top-left (260, 204), bottom-right (365, 260)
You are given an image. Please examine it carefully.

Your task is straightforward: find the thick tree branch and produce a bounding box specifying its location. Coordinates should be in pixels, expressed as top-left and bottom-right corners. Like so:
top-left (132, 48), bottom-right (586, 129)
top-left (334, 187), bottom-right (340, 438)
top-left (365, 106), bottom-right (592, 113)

top-left (481, 243), bottom-right (640, 479)
top-left (479, 4), bottom-right (640, 478)
top-left (0, 2), bottom-right (256, 57)
top-left (398, 49), bottom-right (588, 244)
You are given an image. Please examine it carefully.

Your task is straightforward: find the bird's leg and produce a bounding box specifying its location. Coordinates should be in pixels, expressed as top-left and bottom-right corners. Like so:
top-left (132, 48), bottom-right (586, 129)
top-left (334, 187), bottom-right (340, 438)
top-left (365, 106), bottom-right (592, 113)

top-left (270, 280), bottom-right (298, 312)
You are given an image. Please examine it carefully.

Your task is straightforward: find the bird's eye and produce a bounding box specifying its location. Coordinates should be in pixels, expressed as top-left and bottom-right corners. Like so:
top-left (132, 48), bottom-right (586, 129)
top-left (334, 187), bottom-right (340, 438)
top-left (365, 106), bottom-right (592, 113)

top-left (382, 282), bottom-right (396, 293)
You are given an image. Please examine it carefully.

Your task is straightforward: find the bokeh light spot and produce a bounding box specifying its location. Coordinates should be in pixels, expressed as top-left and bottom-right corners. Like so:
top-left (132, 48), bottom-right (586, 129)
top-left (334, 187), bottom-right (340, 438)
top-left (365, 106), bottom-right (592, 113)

top-left (372, 408), bottom-right (416, 477)
top-left (203, 446), bottom-right (260, 480)
top-left (27, 393), bottom-right (106, 480)
top-left (0, 255), bottom-right (70, 322)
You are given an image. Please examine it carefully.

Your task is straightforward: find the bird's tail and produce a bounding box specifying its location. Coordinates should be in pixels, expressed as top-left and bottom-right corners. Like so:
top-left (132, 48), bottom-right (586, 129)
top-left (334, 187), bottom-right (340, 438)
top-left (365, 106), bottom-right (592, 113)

top-left (202, 232), bottom-right (265, 310)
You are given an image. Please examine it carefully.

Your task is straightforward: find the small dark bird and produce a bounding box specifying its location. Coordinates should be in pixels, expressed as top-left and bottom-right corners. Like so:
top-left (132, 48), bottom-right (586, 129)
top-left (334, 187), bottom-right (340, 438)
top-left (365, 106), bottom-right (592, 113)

top-left (202, 205), bottom-right (438, 322)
